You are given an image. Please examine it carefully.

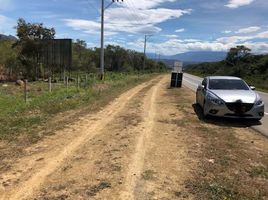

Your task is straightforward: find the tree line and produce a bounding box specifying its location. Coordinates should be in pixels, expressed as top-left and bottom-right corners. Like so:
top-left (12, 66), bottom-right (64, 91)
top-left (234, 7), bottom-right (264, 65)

top-left (0, 18), bottom-right (167, 81)
top-left (186, 45), bottom-right (268, 91)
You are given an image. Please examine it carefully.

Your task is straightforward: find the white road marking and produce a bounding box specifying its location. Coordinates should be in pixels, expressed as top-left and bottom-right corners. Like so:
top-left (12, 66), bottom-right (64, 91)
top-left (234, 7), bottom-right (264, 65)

top-left (265, 112), bottom-right (268, 116)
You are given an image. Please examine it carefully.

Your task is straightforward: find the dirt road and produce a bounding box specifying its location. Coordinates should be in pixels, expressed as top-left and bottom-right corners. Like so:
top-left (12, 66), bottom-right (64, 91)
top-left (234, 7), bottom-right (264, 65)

top-left (1, 75), bottom-right (267, 200)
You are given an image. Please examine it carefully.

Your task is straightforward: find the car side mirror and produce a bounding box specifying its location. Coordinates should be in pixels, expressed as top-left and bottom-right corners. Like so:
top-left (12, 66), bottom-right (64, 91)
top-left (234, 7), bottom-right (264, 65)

top-left (197, 84), bottom-right (205, 90)
top-left (250, 86), bottom-right (256, 90)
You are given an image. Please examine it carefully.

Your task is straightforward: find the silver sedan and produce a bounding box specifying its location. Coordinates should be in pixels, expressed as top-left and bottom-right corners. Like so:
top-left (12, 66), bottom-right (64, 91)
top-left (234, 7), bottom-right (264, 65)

top-left (196, 76), bottom-right (265, 120)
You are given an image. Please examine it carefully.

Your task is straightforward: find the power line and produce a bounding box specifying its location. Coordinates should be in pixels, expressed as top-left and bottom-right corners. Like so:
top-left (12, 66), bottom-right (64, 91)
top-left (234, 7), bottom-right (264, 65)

top-left (121, 6), bottom-right (142, 26)
top-left (86, 0), bottom-right (100, 15)
top-left (127, 0), bottom-right (147, 25)
top-left (124, 0), bottom-right (147, 26)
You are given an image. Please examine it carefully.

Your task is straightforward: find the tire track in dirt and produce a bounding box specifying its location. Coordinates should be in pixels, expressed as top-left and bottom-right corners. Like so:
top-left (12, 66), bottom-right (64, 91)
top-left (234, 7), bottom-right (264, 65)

top-left (119, 76), bottom-right (165, 200)
top-left (0, 76), bottom-right (162, 200)
top-left (133, 80), bottom-right (199, 200)
top-left (33, 78), bottom-right (159, 200)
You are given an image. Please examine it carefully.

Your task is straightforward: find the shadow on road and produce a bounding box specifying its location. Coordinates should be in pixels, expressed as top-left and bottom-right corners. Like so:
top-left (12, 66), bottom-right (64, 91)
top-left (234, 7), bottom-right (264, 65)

top-left (192, 103), bottom-right (262, 128)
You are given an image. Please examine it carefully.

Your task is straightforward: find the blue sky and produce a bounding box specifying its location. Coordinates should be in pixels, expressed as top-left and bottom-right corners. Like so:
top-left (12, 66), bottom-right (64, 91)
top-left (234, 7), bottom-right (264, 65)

top-left (0, 0), bottom-right (268, 55)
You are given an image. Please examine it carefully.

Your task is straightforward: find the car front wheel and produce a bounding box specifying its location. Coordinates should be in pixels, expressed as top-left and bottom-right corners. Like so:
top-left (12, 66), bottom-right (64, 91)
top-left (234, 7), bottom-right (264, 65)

top-left (195, 93), bottom-right (199, 105)
top-left (203, 101), bottom-right (208, 118)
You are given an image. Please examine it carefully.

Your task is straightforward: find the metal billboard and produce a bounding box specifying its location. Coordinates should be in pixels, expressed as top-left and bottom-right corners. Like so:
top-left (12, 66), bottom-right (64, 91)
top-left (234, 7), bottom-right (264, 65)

top-left (40, 39), bottom-right (72, 71)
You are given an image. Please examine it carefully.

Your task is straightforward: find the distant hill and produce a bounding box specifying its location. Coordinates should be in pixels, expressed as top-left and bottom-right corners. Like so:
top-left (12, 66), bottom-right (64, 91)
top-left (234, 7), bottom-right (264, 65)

top-left (186, 53), bottom-right (268, 91)
top-left (158, 59), bottom-right (200, 69)
top-left (0, 34), bottom-right (17, 41)
top-left (148, 51), bottom-right (227, 63)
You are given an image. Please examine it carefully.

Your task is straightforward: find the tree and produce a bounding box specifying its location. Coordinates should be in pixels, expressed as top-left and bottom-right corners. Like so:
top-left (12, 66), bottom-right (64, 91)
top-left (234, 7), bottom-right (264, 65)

top-left (73, 39), bottom-right (87, 71)
top-left (225, 45), bottom-right (251, 76)
top-left (70, 43), bottom-right (166, 73)
top-left (0, 40), bottom-right (19, 80)
top-left (226, 45), bottom-right (251, 66)
top-left (14, 18), bottom-right (55, 79)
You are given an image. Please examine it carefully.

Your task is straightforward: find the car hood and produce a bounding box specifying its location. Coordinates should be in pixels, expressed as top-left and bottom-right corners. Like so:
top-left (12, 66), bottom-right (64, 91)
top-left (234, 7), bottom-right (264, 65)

top-left (210, 90), bottom-right (257, 103)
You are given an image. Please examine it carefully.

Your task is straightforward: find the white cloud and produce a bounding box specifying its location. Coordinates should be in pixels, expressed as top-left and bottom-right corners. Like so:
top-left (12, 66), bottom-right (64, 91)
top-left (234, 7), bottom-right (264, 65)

top-left (105, 8), bottom-right (190, 26)
top-left (222, 30), bottom-right (232, 34)
top-left (64, 7), bottom-right (191, 35)
top-left (216, 29), bottom-right (268, 44)
top-left (163, 34), bottom-right (178, 38)
top-left (238, 42), bottom-right (268, 54)
top-left (225, 0), bottom-right (255, 8)
top-left (183, 39), bottom-right (201, 42)
top-left (257, 31), bottom-right (268, 38)
top-left (125, 38), bottom-right (230, 55)
top-left (55, 33), bottom-right (71, 38)
top-left (125, 29), bottom-right (268, 55)
top-left (175, 28), bottom-right (185, 33)
top-left (64, 19), bottom-right (117, 36)
top-left (64, 18), bottom-right (163, 36)
top-left (235, 26), bottom-right (261, 34)
top-left (216, 35), bottom-right (252, 44)
top-left (0, 15), bottom-right (9, 24)
top-left (150, 40), bottom-right (268, 55)
top-left (123, 0), bottom-right (177, 9)
top-left (63, 1), bottom-right (266, 55)
top-left (0, 15), bottom-right (15, 35)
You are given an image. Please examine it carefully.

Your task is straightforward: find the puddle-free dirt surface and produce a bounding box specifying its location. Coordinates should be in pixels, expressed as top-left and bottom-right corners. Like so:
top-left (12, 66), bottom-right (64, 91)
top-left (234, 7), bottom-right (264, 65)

top-left (0, 75), bottom-right (267, 200)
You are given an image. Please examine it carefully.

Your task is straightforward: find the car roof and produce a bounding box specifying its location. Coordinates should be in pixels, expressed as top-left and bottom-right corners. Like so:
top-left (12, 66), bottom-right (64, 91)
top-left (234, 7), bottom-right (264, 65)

top-left (206, 76), bottom-right (242, 80)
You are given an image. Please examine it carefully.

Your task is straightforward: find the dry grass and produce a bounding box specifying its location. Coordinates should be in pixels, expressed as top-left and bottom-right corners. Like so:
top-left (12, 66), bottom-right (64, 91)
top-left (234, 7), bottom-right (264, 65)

top-left (170, 87), bottom-right (268, 200)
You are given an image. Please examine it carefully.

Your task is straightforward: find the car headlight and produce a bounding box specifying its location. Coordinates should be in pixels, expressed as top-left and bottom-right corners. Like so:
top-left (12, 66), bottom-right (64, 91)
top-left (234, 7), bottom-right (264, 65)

top-left (207, 93), bottom-right (224, 105)
top-left (255, 99), bottom-right (263, 106)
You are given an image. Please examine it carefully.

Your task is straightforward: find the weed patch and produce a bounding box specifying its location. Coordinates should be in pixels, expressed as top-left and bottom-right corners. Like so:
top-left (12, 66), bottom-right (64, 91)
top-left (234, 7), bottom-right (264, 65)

top-left (0, 73), bottom-right (158, 142)
top-left (142, 170), bottom-right (156, 181)
top-left (249, 166), bottom-right (268, 179)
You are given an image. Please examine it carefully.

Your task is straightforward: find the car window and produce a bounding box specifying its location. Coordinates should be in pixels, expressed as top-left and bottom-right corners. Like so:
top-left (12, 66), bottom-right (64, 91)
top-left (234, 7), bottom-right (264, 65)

top-left (208, 79), bottom-right (249, 90)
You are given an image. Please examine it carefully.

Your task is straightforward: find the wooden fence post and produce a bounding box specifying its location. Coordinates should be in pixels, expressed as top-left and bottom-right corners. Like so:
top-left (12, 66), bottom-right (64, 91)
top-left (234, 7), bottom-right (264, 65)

top-left (66, 76), bottom-right (69, 90)
top-left (85, 74), bottom-right (88, 87)
top-left (48, 77), bottom-right (52, 92)
top-left (77, 74), bottom-right (80, 89)
top-left (24, 79), bottom-right (28, 103)
top-left (63, 69), bottom-right (66, 85)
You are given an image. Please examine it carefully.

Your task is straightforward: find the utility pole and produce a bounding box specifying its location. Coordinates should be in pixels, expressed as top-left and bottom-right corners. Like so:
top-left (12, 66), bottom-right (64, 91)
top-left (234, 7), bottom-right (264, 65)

top-left (143, 34), bottom-right (152, 71)
top-left (100, 0), bottom-right (105, 80)
top-left (100, 0), bottom-right (123, 80)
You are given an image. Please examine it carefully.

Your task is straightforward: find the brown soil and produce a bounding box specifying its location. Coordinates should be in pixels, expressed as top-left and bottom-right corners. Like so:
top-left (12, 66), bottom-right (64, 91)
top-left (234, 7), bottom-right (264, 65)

top-left (0, 75), bottom-right (267, 200)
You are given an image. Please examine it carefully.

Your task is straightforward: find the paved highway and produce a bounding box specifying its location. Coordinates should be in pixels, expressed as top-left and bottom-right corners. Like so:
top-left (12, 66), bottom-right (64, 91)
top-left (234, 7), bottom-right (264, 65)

top-left (183, 73), bottom-right (268, 137)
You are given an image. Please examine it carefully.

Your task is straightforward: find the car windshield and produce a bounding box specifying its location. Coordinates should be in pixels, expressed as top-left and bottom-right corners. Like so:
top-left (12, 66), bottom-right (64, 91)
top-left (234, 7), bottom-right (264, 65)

top-left (208, 79), bottom-right (249, 90)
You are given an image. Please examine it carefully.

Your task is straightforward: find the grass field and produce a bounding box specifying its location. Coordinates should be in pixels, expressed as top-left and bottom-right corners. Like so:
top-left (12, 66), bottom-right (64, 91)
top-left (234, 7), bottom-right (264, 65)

top-left (0, 72), bottom-right (157, 142)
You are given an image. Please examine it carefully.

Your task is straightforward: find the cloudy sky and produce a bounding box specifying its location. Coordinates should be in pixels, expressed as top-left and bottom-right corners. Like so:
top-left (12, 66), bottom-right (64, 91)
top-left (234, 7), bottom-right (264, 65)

top-left (0, 0), bottom-right (268, 55)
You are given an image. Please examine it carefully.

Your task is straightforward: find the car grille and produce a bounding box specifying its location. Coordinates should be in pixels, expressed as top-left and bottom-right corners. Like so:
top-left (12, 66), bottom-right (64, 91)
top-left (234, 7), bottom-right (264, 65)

top-left (224, 113), bottom-right (253, 117)
top-left (225, 102), bottom-right (254, 114)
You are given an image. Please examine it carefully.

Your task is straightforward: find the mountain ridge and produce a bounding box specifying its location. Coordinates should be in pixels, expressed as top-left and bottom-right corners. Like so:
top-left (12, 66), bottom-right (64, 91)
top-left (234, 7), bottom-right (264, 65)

top-left (148, 51), bottom-right (227, 63)
top-left (0, 34), bottom-right (17, 41)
